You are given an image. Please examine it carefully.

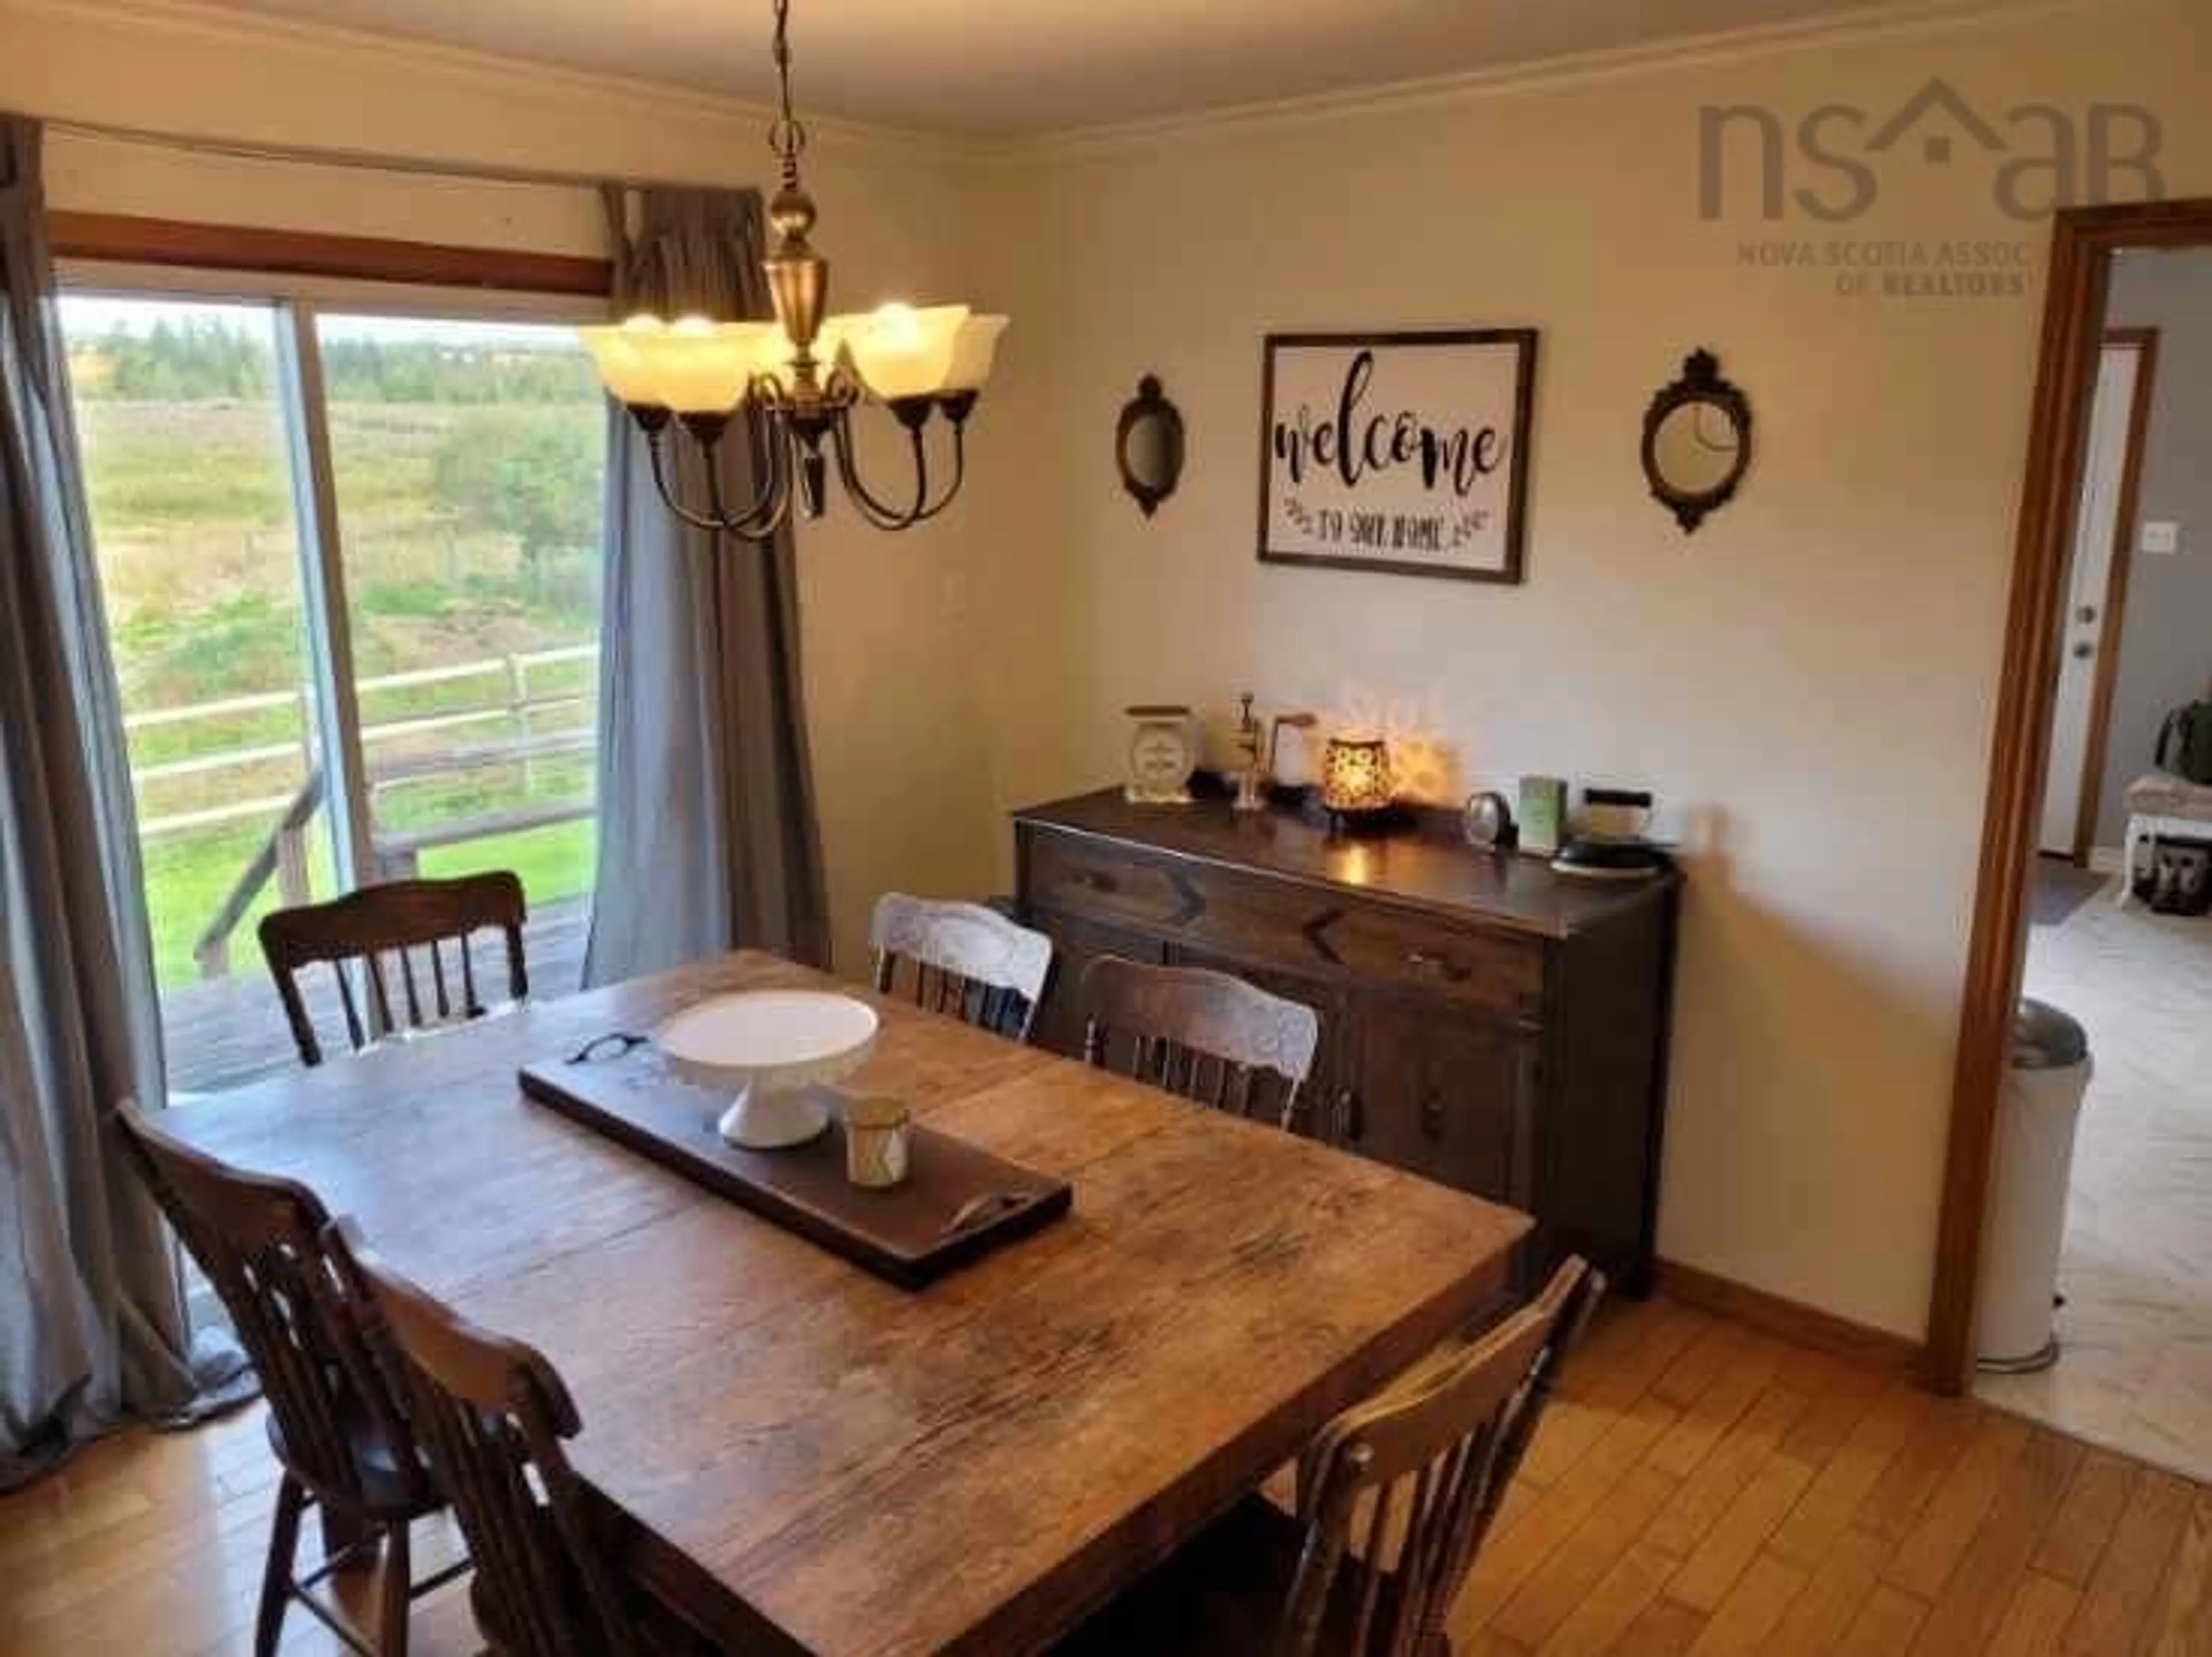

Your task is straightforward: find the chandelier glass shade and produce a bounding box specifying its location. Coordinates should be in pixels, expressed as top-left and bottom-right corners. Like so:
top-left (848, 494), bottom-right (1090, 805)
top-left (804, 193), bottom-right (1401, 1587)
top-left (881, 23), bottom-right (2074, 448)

top-left (581, 0), bottom-right (1005, 541)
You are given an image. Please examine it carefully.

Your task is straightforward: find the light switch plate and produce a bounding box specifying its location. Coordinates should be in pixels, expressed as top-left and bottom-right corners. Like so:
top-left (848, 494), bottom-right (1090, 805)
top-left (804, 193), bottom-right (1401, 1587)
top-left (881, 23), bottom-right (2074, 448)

top-left (2141, 521), bottom-right (2182, 555)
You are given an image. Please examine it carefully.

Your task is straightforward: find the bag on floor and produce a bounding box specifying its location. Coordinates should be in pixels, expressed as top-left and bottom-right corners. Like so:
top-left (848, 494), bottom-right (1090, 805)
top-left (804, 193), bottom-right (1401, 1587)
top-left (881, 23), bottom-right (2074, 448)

top-left (2139, 838), bottom-right (2212, 916)
top-left (2155, 699), bottom-right (2212, 784)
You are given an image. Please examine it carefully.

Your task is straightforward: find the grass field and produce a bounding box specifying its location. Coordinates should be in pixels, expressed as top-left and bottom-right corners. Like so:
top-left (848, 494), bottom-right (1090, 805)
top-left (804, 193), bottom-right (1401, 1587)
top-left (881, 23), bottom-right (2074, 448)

top-left (70, 384), bottom-right (608, 992)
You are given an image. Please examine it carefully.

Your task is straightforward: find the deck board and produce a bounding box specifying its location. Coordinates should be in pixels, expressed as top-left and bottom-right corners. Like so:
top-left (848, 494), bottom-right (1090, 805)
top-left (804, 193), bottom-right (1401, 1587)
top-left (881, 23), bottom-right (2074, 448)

top-left (159, 894), bottom-right (590, 1097)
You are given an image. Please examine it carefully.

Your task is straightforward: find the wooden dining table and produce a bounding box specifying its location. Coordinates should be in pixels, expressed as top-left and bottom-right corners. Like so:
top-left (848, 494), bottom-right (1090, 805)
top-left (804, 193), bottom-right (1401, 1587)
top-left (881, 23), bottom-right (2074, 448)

top-left (169, 950), bottom-right (1531, 1656)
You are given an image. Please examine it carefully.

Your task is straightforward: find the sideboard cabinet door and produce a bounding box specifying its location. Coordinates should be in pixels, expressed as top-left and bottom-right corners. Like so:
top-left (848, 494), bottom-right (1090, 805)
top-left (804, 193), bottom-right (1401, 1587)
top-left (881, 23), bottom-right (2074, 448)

top-left (1347, 996), bottom-right (1537, 1213)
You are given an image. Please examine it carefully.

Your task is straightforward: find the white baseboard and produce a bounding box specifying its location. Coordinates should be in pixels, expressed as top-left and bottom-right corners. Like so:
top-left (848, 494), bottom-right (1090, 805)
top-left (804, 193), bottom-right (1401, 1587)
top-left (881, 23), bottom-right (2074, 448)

top-left (2089, 845), bottom-right (2126, 875)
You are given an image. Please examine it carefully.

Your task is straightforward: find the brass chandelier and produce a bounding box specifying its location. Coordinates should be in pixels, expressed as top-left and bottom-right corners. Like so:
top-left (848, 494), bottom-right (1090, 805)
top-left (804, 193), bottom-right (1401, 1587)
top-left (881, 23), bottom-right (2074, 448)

top-left (580, 0), bottom-right (1005, 541)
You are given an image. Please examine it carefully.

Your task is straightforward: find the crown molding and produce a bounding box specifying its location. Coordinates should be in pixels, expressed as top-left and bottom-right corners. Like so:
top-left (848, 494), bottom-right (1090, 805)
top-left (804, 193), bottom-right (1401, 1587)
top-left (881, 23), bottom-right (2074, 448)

top-left (1005, 0), bottom-right (2112, 164)
top-left (1, 0), bottom-right (991, 166)
top-left (6, 0), bottom-right (2127, 176)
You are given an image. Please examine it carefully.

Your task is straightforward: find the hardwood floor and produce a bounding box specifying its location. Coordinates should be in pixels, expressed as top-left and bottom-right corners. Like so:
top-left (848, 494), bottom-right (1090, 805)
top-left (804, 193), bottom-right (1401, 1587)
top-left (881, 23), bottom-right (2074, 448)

top-left (1453, 1296), bottom-right (2212, 1656)
top-left (2, 1294), bottom-right (2207, 1655)
top-left (0, 1406), bottom-right (476, 1657)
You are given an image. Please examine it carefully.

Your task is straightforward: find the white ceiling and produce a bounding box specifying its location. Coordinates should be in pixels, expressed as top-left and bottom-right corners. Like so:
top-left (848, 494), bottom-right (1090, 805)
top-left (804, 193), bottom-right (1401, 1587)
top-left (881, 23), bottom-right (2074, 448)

top-left (203, 0), bottom-right (1989, 139)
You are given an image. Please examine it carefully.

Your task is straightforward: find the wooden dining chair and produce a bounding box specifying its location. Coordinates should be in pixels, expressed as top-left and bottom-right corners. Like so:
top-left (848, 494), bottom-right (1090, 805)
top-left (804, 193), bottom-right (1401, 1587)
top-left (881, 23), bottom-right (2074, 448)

top-left (1078, 955), bottom-right (1321, 1130)
top-left (324, 1218), bottom-right (703, 1657)
top-left (259, 871), bottom-right (529, 1067)
top-left (1062, 1257), bottom-right (1604, 1657)
top-left (113, 1100), bottom-right (463, 1657)
top-left (869, 892), bottom-right (1054, 1041)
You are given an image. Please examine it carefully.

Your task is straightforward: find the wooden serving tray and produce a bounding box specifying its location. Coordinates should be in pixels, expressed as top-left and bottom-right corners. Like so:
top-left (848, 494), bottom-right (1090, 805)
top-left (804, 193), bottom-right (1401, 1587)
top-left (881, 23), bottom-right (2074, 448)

top-left (518, 1048), bottom-right (1071, 1289)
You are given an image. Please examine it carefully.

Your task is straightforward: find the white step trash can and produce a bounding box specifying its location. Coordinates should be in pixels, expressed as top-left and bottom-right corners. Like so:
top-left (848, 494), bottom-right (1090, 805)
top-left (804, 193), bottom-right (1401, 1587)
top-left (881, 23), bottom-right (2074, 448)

top-left (1976, 999), bottom-right (2092, 1372)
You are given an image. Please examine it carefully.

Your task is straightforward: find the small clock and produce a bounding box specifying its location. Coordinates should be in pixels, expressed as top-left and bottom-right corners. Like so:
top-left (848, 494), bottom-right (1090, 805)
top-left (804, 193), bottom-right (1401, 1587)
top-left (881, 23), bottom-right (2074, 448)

top-left (1124, 704), bottom-right (1196, 805)
top-left (1463, 790), bottom-right (1516, 852)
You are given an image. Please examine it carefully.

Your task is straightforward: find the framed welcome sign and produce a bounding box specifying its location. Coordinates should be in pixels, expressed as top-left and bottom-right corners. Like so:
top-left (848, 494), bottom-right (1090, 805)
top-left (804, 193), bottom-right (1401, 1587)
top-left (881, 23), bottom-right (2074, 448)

top-left (1257, 329), bottom-right (1537, 584)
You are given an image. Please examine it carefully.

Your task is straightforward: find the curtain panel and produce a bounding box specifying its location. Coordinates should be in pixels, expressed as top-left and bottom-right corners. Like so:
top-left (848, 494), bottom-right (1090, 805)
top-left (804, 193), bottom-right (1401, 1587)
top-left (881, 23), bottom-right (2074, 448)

top-left (0, 114), bottom-right (245, 1490)
top-left (583, 187), bottom-right (830, 984)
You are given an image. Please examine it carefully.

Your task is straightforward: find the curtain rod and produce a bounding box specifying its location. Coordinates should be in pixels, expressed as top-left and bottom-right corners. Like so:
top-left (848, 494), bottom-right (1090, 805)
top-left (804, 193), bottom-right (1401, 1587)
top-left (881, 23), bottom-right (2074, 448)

top-left (43, 115), bottom-right (726, 198)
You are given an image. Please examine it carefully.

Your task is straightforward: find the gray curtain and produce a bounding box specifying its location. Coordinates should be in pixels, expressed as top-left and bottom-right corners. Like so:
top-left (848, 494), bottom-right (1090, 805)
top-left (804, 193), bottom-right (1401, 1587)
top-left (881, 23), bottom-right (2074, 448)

top-left (582, 187), bottom-right (829, 983)
top-left (0, 115), bottom-right (245, 1490)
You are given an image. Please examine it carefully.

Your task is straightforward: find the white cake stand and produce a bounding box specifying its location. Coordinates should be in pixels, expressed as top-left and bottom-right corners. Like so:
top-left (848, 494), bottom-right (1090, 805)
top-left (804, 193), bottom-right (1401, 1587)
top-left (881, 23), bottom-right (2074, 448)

top-left (654, 990), bottom-right (880, 1150)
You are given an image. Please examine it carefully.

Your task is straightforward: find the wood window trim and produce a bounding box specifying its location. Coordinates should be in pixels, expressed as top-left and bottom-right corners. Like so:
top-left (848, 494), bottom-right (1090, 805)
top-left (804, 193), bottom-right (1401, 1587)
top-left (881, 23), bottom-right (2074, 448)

top-left (1926, 196), bottom-right (2212, 1396)
top-left (47, 211), bottom-right (611, 299)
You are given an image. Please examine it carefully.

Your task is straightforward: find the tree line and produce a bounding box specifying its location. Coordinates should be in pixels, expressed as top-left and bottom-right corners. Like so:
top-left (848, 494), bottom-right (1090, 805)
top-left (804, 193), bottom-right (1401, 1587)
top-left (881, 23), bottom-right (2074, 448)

top-left (76, 318), bottom-right (601, 405)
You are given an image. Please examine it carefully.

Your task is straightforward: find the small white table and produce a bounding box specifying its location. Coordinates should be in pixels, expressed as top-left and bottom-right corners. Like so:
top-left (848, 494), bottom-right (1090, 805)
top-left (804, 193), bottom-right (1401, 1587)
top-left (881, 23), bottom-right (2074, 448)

top-left (2119, 771), bottom-right (2212, 907)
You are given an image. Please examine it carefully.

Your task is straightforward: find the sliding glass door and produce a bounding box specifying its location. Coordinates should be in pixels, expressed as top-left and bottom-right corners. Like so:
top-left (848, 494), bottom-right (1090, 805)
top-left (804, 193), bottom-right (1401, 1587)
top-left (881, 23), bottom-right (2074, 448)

top-left (317, 314), bottom-right (604, 935)
top-left (61, 295), bottom-right (339, 1095)
top-left (58, 290), bottom-right (608, 1097)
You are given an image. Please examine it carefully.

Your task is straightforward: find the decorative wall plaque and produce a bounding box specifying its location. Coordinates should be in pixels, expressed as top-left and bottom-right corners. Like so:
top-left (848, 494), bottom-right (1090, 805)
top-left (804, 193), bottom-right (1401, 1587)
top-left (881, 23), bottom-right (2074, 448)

top-left (1259, 329), bottom-right (1536, 584)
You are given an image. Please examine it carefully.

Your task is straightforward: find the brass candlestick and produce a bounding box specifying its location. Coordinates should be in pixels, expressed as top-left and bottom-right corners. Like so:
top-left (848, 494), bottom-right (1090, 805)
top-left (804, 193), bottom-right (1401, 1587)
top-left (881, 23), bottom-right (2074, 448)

top-left (1232, 693), bottom-right (1266, 813)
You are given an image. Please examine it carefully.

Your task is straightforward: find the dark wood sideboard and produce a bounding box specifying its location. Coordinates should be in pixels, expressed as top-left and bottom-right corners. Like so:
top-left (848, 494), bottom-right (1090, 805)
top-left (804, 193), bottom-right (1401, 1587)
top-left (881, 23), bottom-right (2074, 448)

top-left (1012, 788), bottom-right (1680, 1295)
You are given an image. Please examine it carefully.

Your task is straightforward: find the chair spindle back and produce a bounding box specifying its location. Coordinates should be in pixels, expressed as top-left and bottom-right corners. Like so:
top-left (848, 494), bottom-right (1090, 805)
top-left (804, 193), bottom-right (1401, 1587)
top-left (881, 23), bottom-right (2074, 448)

top-left (1282, 1257), bottom-right (1605, 1657)
top-left (868, 894), bottom-right (1053, 1042)
top-left (325, 1219), bottom-right (644, 1657)
top-left (259, 871), bottom-right (529, 1066)
top-left (112, 1100), bottom-right (422, 1510)
top-left (1078, 955), bottom-right (1321, 1130)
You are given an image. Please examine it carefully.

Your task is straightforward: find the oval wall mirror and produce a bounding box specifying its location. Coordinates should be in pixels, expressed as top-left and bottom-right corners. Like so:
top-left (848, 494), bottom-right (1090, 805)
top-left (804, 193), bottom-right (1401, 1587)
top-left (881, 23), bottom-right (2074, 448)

top-left (1641, 349), bottom-right (1752, 533)
top-left (1116, 375), bottom-right (1184, 517)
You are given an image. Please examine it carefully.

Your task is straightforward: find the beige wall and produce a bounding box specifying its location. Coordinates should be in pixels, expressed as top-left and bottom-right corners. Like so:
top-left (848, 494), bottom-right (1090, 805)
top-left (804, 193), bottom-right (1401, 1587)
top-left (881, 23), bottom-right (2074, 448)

top-left (971, 0), bottom-right (2212, 1338)
top-left (0, 0), bottom-right (1010, 974)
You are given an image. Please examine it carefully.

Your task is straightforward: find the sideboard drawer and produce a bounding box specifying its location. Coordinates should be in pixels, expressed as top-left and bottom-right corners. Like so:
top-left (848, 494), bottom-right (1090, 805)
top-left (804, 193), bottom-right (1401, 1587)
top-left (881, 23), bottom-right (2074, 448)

top-left (1025, 833), bottom-right (1199, 932)
top-left (1326, 906), bottom-right (1545, 1026)
top-left (1029, 825), bottom-right (1546, 1026)
top-left (1029, 831), bottom-right (1329, 972)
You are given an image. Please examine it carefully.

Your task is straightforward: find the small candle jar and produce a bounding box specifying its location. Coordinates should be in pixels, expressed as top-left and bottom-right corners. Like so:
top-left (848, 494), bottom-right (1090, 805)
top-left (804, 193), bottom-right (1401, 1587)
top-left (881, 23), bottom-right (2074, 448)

top-left (844, 1097), bottom-right (911, 1190)
top-left (1321, 734), bottom-right (1395, 822)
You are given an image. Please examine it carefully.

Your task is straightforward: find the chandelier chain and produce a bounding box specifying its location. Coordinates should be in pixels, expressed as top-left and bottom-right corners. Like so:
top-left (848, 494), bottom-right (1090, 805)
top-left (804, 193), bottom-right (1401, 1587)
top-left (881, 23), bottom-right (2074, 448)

top-left (767, 0), bottom-right (807, 189)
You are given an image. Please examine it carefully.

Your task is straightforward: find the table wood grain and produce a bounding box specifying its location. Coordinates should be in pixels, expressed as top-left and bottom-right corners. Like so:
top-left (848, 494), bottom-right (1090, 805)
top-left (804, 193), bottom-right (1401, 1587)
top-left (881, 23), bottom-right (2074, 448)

top-left (168, 951), bottom-right (1531, 1656)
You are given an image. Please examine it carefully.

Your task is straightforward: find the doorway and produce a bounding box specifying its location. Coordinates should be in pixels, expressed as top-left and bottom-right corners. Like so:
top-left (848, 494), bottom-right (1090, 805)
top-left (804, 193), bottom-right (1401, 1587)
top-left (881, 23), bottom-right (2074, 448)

top-left (2036, 332), bottom-right (2156, 866)
top-left (1930, 199), bottom-right (2212, 1423)
top-left (1989, 251), bottom-right (2212, 1476)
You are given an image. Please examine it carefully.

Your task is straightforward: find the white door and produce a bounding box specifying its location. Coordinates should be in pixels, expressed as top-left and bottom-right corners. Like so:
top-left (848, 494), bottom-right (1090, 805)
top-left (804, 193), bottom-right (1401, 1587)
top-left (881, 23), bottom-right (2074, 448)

top-left (2039, 340), bottom-right (2143, 857)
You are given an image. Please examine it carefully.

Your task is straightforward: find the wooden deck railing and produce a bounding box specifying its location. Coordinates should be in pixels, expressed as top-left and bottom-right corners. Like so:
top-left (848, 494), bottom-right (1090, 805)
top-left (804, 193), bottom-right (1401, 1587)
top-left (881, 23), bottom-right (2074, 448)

top-left (142, 645), bottom-right (601, 980)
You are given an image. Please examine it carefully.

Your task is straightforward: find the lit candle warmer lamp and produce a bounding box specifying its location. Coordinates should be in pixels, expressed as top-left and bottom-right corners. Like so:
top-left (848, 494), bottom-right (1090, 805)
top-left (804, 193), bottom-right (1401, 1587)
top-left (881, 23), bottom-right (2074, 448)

top-left (1320, 735), bottom-right (1399, 833)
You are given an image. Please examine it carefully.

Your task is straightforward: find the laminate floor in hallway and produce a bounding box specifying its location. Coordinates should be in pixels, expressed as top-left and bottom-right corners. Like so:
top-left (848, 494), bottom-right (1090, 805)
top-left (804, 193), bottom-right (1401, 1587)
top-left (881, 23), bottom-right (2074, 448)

top-left (1982, 877), bottom-right (2212, 1488)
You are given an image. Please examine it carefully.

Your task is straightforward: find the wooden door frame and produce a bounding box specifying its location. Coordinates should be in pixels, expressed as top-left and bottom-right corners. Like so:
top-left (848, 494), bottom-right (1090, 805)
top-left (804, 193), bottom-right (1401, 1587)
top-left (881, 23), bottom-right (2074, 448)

top-left (2062, 327), bottom-right (2160, 866)
top-left (1926, 198), bottom-right (2212, 1394)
